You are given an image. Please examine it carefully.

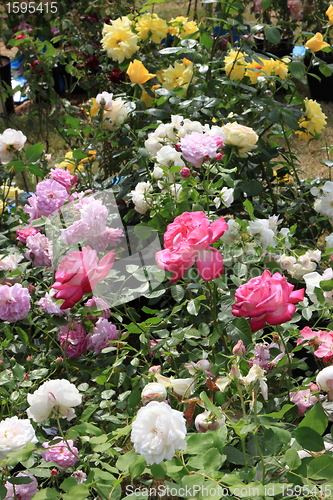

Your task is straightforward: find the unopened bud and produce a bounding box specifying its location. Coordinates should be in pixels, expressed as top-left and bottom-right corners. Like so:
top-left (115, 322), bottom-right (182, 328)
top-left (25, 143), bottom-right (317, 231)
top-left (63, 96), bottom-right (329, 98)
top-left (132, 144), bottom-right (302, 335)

top-left (141, 382), bottom-right (167, 405)
top-left (50, 469), bottom-right (58, 476)
top-left (180, 167), bottom-right (191, 178)
top-left (175, 143), bottom-right (181, 152)
top-left (195, 411), bottom-right (225, 433)
top-left (232, 340), bottom-right (246, 357)
top-left (148, 365), bottom-right (161, 375)
top-left (28, 285), bottom-right (36, 293)
top-left (215, 153), bottom-right (223, 161)
top-left (229, 363), bottom-right (240, 379)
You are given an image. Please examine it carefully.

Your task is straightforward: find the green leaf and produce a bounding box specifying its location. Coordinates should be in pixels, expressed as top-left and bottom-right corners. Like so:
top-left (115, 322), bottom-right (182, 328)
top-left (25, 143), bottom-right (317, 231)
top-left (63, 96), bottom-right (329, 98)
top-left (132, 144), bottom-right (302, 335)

top-left (116, 450), bottom-right (137, 471)
top-left (264, 26), bottom-right (281, 45)
top-left (186, 432), bottom-right (215, 455)
top-left (200, 30), bottom-right (214, 50)
top-left (5, 442), bottom-right (35, 466)
top-left (294, 426), bottom-right (324, 452)
top-left (187, 299), bottom-right (200, 316)
top-left (299, 403), bottom-right (328, 436)
top-left (261, 0), bottom-right (273, 9)
top-left (150, 462), bottom-right (166, 478)
top-left (308, 455), bottom-right (333, 479)
top-left (80, 403), bottom-right (99, 422)
top-left (199, 391), bottom-right (223, 418)
top-left (243, 199), bottom-right (254, 218)
top-left (28, 164), bottom-right (45, 177)
top-left (27, 488), bottom-right (59, 500)
top-left (240, 180), bottom-right (263, 196)
top-left (25, 143), bottom-right (44, 163)
top-left (265, 404), bottom-right (294, 418)
top-left (203, 448), bottom-right (225, 473)
top-left (320, 279), bottom-right (333, 291)
top-left (129, 455), bottom-right (146, 479)
top-left (62, 483), bottom-right (90, 500)
top-left (285, 448), bottom-right (302, 470)
top-left (289, 60), bottom-right (305, 80)
top-left (8, 477), bottom-right (34, 485)
top-left (7, 160), bottom-right (26, 173)
top-left (171, 285), bottom-right (185, 303)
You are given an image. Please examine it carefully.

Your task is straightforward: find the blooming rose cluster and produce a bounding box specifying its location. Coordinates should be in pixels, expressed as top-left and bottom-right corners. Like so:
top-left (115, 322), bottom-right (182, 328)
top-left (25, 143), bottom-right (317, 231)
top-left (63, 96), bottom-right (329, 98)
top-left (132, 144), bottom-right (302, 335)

top-left (130, 181), bottom-right (153, 214)
top-left (276, 249), bottom-right (321, 279)
top-left (224, 50), bottom-right (289, 83)
top-left (156, 211), bottom-right (228, 282)
top-left (296, 98), bottom-right (327, 140)
top-left (58, 318), bottom-right (119, 357)
top-left (247, 215), bottom-right (281, 250)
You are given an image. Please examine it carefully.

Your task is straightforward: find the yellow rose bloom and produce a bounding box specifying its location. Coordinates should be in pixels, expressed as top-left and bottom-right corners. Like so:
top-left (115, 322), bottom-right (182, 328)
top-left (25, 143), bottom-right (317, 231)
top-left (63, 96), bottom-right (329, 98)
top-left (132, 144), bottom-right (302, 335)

top-left (78, 150), bottom-right (97, 167)
top-left (245, 58), bottom-right (266, 84)
top-left (109, 16), bottom-right (132, 29)
top-left (1, 185), bottom-right (24, 198)
top-left (101, 23), bottom-right (139, 63)
top-left (157, 60), bottom-right (194, 94)
top-left (326, 5), bottom-right (333, 24)
top-left (141, 84), bottom-right (160, 107)
top-left (296, 98), bottom-right (327, 140)
top-left (136, 13), bottom-right (168, 44)
top-left (305, 32), bottom-right (330, 52)
top-left (0, 200), bottom-right (8, 213)
top-left (58, 151), bottom-right (75, 172)
top-left (225, 49), bottom-right (247, 81)
top-left (168, 16), bottom-right (199, 39)
top-left (126, 60), bottom-right (156, 84)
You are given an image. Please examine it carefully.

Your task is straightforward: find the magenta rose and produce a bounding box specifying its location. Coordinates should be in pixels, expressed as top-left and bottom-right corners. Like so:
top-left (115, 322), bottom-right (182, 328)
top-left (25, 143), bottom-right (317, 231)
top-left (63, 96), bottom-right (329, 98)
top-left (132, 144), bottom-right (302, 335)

top-left (232, 270), bottom-right (305, 332)
top-left (156, 211), bottom-right (228, 282)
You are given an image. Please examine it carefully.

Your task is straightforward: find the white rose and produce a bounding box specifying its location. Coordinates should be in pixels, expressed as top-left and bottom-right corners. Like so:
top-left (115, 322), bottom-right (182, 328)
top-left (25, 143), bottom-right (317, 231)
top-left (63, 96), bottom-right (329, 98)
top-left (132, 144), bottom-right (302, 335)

top-left (0, 254), bottom-right (23, 271)
top-left (103, 99), bottom-right (128, 130)
top-left (96, 91), bottom-right (114, 110)
top-left (170, 377), bottom-right (195, 398)
top-left (130, 401), bottom-right (187, 464)
top-left (288, 262), bottom-right (316, 280)
top-left (145, 135), bottom-right (163, 156)
top-left (220, 219), bottom-right (241, 245)
top-left (242, 365), bottom-right (268, 400)
top-left (141, 383), bottom-right (167, 404)
top-left (156, 146), bottom-right (185, 168)
top-left (195, 411), bottom-right (226, 433)
top-left (0, 129), bottom-right (27, 165)
top-left (27, 379), bottom-right (82, 422)
top-left (131, 182), bottom-right (153, 214)
top-left (276, 254), bottom-right (296, 271)
top-left (316, 366), bottom-right (333, 400)
top-left (326, 233), bottom-right (333, 249)
top-left (0, 416), bottom-right (37, 461)
top-left (221, 122), bottom-right (258, 157)
top-left (221, 187), bottom-right (234, 208)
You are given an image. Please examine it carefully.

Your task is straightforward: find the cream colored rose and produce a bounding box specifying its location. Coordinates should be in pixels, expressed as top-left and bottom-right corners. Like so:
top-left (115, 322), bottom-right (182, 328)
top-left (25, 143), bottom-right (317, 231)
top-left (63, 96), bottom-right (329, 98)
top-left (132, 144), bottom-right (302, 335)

top-left (103, 99), bottom-right (128, 131)
top-left (0, 416), bottom-right (38, 461)
top-left (221, 122), bottom-right (258, 157)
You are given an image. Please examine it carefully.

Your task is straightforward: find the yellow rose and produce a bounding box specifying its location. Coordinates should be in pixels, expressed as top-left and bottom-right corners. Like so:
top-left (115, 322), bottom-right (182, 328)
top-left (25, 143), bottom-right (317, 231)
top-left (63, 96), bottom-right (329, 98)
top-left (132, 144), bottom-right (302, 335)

top-left (157, 60), bottom-right (194, 95)
top-left (0, 200), bottom-right (8, 213)
top-left (58, 151), bottom-right (76, 173)
top-left (295, 98), bottom-right (327, 140)
top-left (326, 4), bottom-right (333, 24)
top-left (136, 13), bottom-right (168, 44)
top-left (221, 122), bottom-right (258, 157)
top-left (126, 60), bottom-right (156, 84)
top-left (305, 32), bottom-right (330, 52)
top-left (140, 84), bottom-right (160, 107)
top-left (1, 185), bottom-right (24, 198)
top-left (101, 23), bottom-right (139, 63)
top-left (168, 16), bottom-right (199, 39)
top-left (224, 49), bottom-right (247, 81)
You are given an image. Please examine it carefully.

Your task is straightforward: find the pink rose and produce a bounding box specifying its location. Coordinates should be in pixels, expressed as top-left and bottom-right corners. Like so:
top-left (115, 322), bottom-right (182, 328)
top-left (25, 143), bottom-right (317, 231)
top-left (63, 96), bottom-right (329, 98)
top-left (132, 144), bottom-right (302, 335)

top-left (58, 322), bottom-right (87, 358)
top-left (41, 437), bottom-right (79, 470)
top-left (156, 212), bottom-right (228, 282)
top-left (52, 246), bottom-right (115, 309)
top-left (0, 283), bottom-right (31, 322)
top-left (232, 270), bottom-right (305, 332)
top-left (289, 388), bottom-right (318, 415)
top-left (16, 227), bottom-right (40, 243)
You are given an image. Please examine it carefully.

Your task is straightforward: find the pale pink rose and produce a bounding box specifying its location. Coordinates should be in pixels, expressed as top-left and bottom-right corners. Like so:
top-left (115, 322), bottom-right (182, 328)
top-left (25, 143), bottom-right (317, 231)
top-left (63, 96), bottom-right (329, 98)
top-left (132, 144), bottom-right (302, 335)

top-left (179, 132), bottom-right (224, 168)
top-left (0, 283), bottom-right (31, 322)
top-left (253, 0), bottom-right (262, 12)
top-left (287, 0), bottom-right (303, 20)
top-left (42, 437), bottom-right (79, 470)
top-left (36, 179), bottom-right (69, 215)
top-left (52, 246), bottom-right (115, 309)
top-left (61, 220), bottom-right (90, 245)
top-left (86, 317), bottom-right (119, 353)
top-left (4, 472), bottom-right (38, 500)
top-left (48, 168), bottom-right (78, 191)
top-left (232, 339), bottom-right (246, 357)
top-left (24, 194), bottom-right (43, 222)
top-left (84, 296), bottom-right (110, 322)
top-left (71, 470), bottom-right (87, 484)
top-left (79, 198), bottom-right (108, 237)
top-left (16, 227), bottom-right (40, 243)
top-left (289, 389), bottom-right (318, 415)
top-left (38, 291), bottom-right (70, 316)
top-left (232, 270), bottom-right (305, 332)
top-left (297, 326), bottom-right (333, 363)
top-left (58, 322), bottom-right (87, 358)
top-left (25, 233), bottom-right (53, 267)
top-left (86, 227), bottom-right (124, 252)
top-left (156, 211), bottom-right (228, 282)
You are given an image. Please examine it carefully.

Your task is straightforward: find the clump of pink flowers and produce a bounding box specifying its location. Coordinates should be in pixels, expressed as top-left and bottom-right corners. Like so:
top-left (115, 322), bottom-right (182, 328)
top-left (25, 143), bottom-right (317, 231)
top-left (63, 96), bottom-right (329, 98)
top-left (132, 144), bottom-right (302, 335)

top-left (179, 132), bottom-right (224, 168)
top-left (24, 233), bottom-right (53, 267)
top-left (42, 437), bottom-right (79, 470)
top-left (0, 283), bottom-right (31, 322)
top-left (58, 322), bottom-right (88, 358)
top-left (87, 317), bottom-right (119, 353)
top-left (297, 326), bottom-right (333, 363)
